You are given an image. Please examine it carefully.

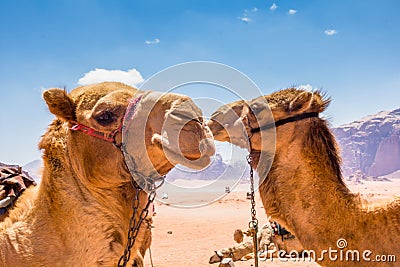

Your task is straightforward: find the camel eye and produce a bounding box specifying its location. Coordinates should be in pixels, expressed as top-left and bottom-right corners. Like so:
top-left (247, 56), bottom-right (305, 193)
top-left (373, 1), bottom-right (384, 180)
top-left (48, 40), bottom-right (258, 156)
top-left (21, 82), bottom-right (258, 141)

top-left (95, 110), bottom-right (115, 125)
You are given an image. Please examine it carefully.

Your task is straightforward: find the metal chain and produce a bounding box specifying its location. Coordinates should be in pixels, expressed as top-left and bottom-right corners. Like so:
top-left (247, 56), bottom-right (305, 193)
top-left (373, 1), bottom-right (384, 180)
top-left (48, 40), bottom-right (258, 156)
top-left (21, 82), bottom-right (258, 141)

top-left (246, 154), bottom-right (259, 267)
top-left (117, 183), bottom-right (157, 267)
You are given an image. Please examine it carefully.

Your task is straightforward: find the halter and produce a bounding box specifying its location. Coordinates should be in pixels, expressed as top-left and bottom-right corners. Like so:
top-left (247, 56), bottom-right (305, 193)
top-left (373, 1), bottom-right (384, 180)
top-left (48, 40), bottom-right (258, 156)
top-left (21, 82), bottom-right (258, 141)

top-left (250, 112), bottom-right (319, 134)
top-left (70, 95), bottom-right (143, 146)
top-left (70, 123), bottom-right (122, 144)
top-left (68, 94), bottom-right (163, 266)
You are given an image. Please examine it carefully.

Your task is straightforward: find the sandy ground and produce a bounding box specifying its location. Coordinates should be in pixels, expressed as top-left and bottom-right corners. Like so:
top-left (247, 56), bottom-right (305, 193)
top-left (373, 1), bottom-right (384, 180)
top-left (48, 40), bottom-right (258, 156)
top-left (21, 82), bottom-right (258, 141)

top-left (143, 179), bottom-right (400, 267)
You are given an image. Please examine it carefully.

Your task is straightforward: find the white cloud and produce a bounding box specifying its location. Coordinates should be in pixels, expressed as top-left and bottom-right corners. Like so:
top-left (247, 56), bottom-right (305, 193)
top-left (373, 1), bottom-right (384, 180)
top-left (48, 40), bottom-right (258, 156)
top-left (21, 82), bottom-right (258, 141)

top-left (288, 9), bottom-right (297, 15)
top-left (239, 8), bottom-right (257, 22)
top-left (297, 84), bottom-right (314, 92)
top-left (238, 16), bottom-right (251, 23)
top-left (78, 68), bottom-right (144, 87)
top-left (270, 3), bottom-right (278, 11)
top-left (324, 29), bottom-right (338, 36)
top-left (145, 38), bottom-right (160, 45)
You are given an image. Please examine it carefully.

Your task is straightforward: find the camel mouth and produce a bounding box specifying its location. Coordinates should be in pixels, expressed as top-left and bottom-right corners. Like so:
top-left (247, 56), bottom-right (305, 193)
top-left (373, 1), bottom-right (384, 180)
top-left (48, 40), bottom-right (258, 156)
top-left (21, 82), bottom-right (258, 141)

top-left (207, 119), bottom-right (249, 149)
top-left (152, 133), bottom-right (213, 170)
top-left (206, 120), bottom-right (230, 142)
top-left (206, 119), bottom-right (224, 135)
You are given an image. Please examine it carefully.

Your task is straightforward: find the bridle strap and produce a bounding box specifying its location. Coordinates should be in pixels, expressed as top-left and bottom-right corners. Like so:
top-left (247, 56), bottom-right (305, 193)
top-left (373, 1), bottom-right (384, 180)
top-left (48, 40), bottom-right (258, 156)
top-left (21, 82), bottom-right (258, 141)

top-left (250, 112), bottom-right (319, 134)
top-left (121, 95), bottom-right (143, 136)
top-left (70, 122), bottom-right (121, 143)
top-left (69, 95), bottom-right (143, 145)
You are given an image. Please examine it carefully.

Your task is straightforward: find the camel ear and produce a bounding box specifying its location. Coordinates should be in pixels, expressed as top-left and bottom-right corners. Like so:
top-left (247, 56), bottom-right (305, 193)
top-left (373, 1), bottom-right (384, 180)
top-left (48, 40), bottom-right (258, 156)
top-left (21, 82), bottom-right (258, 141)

top-left (288, 91), bottom-right (314, 113)
top-left (43, 88), bottom-right (75, 121)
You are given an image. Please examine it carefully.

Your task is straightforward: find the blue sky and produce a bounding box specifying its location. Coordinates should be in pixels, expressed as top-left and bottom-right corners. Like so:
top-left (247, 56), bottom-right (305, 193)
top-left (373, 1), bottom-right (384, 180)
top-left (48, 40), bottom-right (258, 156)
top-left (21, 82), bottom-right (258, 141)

top-left (1, 0), bottom-right (400, 165)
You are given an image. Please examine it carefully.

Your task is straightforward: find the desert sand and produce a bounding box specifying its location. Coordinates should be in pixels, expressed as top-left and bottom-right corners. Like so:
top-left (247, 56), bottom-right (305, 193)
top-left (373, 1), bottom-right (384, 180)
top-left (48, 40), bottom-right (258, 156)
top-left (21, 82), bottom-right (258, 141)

top-left (142, 178), bottom-right (400, 267)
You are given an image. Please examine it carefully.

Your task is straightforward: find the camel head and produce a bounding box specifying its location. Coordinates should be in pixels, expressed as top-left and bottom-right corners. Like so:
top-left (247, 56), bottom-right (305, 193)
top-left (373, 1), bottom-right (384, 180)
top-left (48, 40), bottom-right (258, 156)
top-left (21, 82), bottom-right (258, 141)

top-left (207, 88), bottom-right (330, 166)
top-left (262, 88), bottom-right (329, 120)
top-left (41, 82), bottom-right (215, 189)
top-left (207, 99), bottom-right (248, 148)
top-left (247, 88), bottom-right (330, 150)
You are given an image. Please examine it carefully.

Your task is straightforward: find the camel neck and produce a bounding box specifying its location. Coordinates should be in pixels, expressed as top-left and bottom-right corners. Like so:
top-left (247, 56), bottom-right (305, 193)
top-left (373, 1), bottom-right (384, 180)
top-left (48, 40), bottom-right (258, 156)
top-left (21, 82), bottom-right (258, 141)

top-left (260, 118), bottom-right (400, 259)
top-left (31, 158), bottom-right (138, 262)
top-left (261, 119), bottom-right (361, 247)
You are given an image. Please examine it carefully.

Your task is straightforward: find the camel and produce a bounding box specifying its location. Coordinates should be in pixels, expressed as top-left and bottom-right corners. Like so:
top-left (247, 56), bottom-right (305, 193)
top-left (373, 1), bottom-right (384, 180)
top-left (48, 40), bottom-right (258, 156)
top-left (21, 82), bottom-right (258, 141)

top-left (209, 223), bottom-right (276, 264)
top-left (0, 82), bottom-right (215, 266)
top-left (207, 88), bottom-right (400, 266)
top-left (209, 220), bottom-right (303, 264)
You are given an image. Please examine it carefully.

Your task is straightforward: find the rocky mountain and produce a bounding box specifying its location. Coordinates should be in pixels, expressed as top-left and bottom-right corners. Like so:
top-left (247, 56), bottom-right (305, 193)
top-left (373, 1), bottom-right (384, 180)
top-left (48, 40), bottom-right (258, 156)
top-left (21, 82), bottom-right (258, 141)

top-left (333, 108), bottom-right (400, 178)
top-left (166, 153), bottom-right (250, 182)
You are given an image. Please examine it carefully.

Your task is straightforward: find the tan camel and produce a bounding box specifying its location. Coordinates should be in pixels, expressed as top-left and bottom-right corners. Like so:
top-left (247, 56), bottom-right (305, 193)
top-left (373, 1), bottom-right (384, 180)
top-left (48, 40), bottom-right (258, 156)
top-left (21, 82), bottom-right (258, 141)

top-left (208, 88), bottom-right (400, 266)
top-left (0, 82), bottom-right (215, 266)
top-left (209, 220), bottom-right (303, 264)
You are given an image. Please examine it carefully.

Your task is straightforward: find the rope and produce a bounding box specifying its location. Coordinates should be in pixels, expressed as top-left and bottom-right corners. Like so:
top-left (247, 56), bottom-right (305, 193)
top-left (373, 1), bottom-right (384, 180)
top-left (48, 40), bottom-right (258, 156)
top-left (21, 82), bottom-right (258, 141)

top-left (148, 246), bottom-right (154, 267)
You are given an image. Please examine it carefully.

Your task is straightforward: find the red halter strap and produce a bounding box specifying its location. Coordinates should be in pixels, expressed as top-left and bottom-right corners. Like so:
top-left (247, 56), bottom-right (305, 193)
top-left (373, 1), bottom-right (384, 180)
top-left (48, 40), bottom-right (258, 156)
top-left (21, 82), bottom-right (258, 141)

top-left (70, 122), bottom-right (121, 143)
top-left (70, 95), bottom-right (142, 144)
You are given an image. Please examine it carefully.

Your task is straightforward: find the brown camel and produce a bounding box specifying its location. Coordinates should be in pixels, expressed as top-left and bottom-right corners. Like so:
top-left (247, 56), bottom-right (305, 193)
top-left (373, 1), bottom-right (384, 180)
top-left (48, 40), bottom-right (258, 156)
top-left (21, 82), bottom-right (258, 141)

top-left (209, 220), bottom-right (303, 264)
top-left (0, 82), bottom-right (215, 266)
top-left (208, 88), bottom-right (400, 266)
